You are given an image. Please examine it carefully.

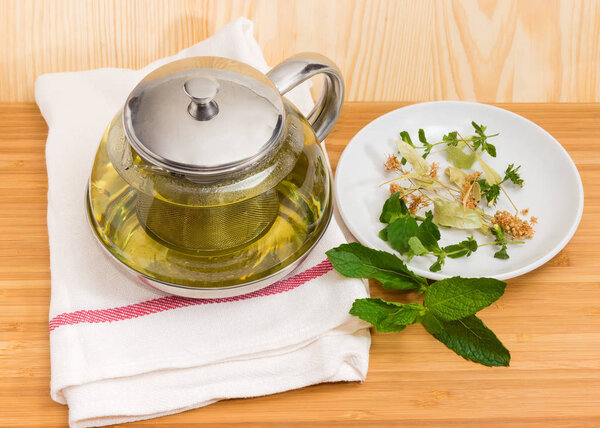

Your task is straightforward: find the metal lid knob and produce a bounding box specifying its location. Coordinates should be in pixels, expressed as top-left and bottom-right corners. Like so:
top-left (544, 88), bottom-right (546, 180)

top-left (183, 75), bottom-right (220, 121)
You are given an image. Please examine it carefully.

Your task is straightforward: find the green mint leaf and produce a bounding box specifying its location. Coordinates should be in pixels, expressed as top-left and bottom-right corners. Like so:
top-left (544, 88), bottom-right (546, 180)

top-left (429, 253), bottom-right (445, 272)
top-left (418, 311), bottom-right (444, 334)
top-left (462, 236), bottom-right (478, 252)
top-left (491, 225), bottom-right (510, 259)
top-left (443, 131), bottom-right (459, 147)
top-left (491, 224), bottom-right (507, 246)
top-left (408, 236), bottom-right (428, 256)
top-left (418, 128), bottom-right (428, 145)
top-left (472, 121), bottom-right (484, 134)
top-left (418, 129), bottom-right (433, 159)
top-left (379, 226), bottom-right (388, 241)
top-left (400, 131), bottom-right (414, 147)
top-left (387, 216), bottom-right (419, 253)
top-left (485, 142), bottom-right (497, 157)
top-left (416, 211), bottom-right (441, 251)
top-left (494, 246), bottom-right (510, 259)
top-left (486, 186), bottom-right (500, 205)
top-left (503, 163), bottom-right (524, 187)
top-left (446, 144), bottom-right (477, 169)
top-left (478, 180), bottom-right (500, 205)
top-left (443, 244), bottom-right (467, 258)
top-left (424, 277), bottom-right (506, 321)
top-left (379, 192), bottom-right (409, 224)
top-left (349, 298), bottom-right (423, 332)
top-left (425, 314), bottom-right (510, 367)
top-left (326, 243), bottom-right (427, 290)
top-left (443, 236), bottom-right (478, 259)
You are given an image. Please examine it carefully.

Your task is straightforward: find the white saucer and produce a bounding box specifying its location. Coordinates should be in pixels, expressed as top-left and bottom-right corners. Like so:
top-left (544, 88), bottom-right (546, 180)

top-left (334, 101), bottom-right (584, 280)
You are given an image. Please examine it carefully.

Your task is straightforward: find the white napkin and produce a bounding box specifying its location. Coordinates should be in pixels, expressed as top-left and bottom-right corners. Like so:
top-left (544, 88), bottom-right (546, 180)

top-left (36, 17), bottom-right (370, 428)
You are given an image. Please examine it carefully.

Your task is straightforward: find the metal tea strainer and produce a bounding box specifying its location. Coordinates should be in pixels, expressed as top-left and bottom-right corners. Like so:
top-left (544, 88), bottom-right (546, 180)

top-left (135, 190), bottom-right (279, 253)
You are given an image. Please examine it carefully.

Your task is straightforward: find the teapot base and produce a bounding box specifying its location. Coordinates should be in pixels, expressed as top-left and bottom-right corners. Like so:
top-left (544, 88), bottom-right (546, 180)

top-left (85, 181), bottom-right (331, 297)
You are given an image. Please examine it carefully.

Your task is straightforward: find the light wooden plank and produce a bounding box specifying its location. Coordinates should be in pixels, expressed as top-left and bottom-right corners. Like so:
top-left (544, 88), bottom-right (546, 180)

top-left (0, 103), bottom-right (598, 426)
top-left (1, 1), bottom-right (600, 102)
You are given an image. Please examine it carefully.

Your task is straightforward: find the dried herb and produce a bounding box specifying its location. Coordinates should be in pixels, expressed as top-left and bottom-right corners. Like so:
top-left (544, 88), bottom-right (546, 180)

top-left (447, 143), bottom-right (477, 169)
top-left (396, 139), bottom-right (429, 175)
top-left (432, 199), bottom-right (484, 229)
top-left (381, 122), bottom-right (535, 264)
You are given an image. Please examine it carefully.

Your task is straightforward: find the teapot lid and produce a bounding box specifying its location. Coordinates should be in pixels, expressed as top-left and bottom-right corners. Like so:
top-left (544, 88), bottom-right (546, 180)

top-left (123, 57), bottom-right (285, 177)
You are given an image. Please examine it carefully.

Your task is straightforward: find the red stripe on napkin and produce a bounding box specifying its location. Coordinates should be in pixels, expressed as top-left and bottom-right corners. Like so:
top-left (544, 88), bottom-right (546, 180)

top-left (49, 259), bottom-right (333, 332)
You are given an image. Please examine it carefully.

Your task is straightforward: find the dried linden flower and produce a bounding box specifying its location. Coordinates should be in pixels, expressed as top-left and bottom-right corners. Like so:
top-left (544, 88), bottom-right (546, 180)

top-left (493, 210), bottom-right (535, 239)
top-left (384, 154), bottom-right (402, 171)
top-left (428, 162), bottom-right (440, 179)
top-left (390, 182), bottom-right (403, 194)
top-left (408, 194), bottom-right (429, 214)
top-left (461, 172), bottom-right (482, 210)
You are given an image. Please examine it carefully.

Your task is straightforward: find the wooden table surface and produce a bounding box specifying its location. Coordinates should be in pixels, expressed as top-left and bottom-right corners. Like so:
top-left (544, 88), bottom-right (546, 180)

top-left (1, 102), bottom-right (599, 427)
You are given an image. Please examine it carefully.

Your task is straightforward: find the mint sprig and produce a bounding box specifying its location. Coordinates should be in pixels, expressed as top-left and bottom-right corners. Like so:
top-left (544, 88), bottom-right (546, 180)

top-left (327, 243), bottom-right (510, 367)
top-left (443, 236), bottom-right (478, 259)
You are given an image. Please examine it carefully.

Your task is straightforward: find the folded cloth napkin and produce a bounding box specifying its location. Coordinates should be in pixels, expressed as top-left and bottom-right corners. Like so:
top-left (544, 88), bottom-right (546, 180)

top-left (36, 17), bottom-right (370, 428)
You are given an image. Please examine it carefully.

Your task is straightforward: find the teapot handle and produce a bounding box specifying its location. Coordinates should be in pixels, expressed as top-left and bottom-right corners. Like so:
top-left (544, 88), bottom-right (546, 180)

top-left (267, 53), bottom-right (344, 142)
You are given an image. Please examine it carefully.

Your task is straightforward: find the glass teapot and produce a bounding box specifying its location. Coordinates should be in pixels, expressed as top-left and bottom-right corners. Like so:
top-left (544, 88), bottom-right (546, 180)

top-left (86, 53), bottom-right (343, 297)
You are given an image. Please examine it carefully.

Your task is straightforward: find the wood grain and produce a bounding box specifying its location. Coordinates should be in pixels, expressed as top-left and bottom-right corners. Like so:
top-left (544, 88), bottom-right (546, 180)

top-left (0, 102), bottom-right (599, 427)
top-left (1, 0), bottom-right (600, 103)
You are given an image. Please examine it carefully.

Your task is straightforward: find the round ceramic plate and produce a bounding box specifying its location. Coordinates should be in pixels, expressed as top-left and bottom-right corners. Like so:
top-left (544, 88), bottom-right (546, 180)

top-left (335, 101), bottom-right (584, 280)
